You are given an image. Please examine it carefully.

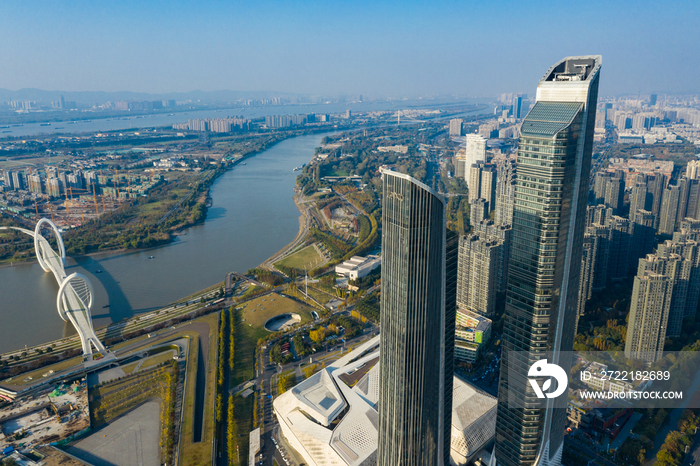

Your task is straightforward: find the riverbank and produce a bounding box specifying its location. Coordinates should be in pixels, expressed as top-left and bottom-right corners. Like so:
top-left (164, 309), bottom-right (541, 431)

top-left (0, 129), bottom-right (310, 267)
top-left (0, 131), bottom-right (332, 353)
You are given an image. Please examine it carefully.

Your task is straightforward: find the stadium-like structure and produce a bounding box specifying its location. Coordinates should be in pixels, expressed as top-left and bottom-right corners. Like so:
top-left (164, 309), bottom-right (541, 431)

top-left (273, 335), bottom-right (498, 466)
top-left (1, 219), bottom-right (110, 361)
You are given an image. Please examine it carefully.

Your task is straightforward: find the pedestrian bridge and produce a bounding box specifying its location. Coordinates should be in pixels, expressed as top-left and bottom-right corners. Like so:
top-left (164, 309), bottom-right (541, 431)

top-left (1, 219), bottom-right (112, 362)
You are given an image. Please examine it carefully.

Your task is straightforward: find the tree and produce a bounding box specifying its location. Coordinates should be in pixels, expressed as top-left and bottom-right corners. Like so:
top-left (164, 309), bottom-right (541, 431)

top-left (227, 394), bottom-right (237, 465)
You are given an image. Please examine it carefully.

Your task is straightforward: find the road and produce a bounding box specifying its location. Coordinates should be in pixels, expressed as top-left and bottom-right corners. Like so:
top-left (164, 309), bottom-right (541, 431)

top-left (262, 192), bottom-right (319, 271)
top-left (683, 430), bottom-right (700, 466)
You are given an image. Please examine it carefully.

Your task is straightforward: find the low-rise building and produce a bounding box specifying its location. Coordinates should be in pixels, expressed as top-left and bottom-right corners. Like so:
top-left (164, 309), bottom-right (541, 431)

top-left (454, 310), bottom-right (492, 364)
top-left (273, 336), bottom-right (497, 466)
top-left (335, 255), bottom-right (381, 280)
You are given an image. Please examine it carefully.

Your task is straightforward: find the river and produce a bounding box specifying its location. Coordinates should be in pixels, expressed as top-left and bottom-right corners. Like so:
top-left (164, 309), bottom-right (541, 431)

top-left (0, 98), bottom-right (492, 139)
top-left (0, 132), bottom-right (328, 353)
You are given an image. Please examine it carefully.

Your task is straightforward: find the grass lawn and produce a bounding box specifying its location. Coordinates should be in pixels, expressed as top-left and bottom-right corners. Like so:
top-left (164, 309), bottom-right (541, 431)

top-left (227, 308), bottom-right (267, 465)
top-left (179, 312), bottom-right (219, 466)
top-left (108, 334), bottom-right (150, 351)
top-left (238, 293), bottom-right (314, 329)
top-left (90, 364), bottom-right (174, 426)
top-left (140, 350), bottom-right (177, 371)
top-left (2, 355), bottom-right (83, 386)
top-left (121, 361), bottom-right (139, 374)
top-left (275, 244), bottom-right (323, 270)
top-left (231, 393), bottom-right (254, 464)
top-left (305, 286), bottom-right (335, 305)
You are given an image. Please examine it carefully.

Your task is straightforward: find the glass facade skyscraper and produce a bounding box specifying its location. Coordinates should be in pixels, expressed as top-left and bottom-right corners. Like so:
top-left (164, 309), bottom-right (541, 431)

top-left (494, 56), bottom-right (601, 466)
top-left (378, 170), bottom-right (457, 466)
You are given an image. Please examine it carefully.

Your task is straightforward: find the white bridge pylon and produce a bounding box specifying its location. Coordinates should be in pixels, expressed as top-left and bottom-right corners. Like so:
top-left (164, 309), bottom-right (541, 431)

top-left (1, 219), bottom-right (110, 362)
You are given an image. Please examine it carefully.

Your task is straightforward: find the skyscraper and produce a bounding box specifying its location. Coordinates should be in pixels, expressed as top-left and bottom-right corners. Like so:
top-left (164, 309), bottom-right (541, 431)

top-left (3, 170), bottom-right (14, 190)
top-left (659, 184), bottom-right (681, 235)
top-left (469, 162), bottom-right (484, 203)
top-left (450, 118), bottom-right (464, 136)
top-left (464, 134), bottom-right (487, 192)
top-left (378, 170), bottom-right (457, 466)
top-left (495, 157), bottom-right (516, 226)
top-left (512, 95), bottom-right (523, 119)
top-left (624, 272), bottom-right (672, 363)
top-left (11, 171), bottom-right (25, 191)
top-left (494, 56), bottom-right (601, 466)
top-left (456, 233), bottom-right (501, 318)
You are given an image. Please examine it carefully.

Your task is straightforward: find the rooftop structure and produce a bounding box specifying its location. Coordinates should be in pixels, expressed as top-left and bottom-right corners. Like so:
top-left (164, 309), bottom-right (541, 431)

top-left (335, 255), bottom-right (381, 280)
top-left (273, 336), bottom-right (498, 466)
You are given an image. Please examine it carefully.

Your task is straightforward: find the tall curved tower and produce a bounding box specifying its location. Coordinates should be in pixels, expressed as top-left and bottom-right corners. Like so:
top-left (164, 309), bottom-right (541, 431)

top-left (2, 219), bottom-right (109, 361)
top-left (378, 170), bottom-right (458, 466)
top-left (494, 56), bottom-right (601, 466)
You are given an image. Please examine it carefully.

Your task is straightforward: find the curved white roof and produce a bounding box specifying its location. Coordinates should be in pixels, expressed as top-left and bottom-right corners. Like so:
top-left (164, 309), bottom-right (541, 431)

top-left (273, 335), bottom-right (497, 466)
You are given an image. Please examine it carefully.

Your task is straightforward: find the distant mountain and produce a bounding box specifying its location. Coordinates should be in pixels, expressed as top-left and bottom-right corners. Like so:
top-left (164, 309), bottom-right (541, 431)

top-left (0, 88), bottom-right (299, 104)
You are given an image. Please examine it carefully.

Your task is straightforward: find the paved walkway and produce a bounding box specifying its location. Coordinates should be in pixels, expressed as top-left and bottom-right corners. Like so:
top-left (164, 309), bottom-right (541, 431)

top-left (67, 401), bottom-right (161, 466)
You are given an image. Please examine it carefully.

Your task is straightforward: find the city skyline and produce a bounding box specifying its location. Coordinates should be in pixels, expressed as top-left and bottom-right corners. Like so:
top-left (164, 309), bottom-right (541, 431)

top-left (1, 1), bottom-right (699, 97)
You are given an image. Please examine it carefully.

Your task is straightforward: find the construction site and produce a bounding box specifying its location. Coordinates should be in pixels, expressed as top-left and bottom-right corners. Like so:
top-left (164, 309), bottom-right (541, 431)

top-left (0, 379), bottom-right (90, 452)
top-left (2, 167), bottom-right (163, 229)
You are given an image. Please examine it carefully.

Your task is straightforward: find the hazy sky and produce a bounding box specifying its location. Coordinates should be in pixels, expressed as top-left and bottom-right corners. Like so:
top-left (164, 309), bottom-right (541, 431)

top-left (1, 0), bottom-right (698, 97)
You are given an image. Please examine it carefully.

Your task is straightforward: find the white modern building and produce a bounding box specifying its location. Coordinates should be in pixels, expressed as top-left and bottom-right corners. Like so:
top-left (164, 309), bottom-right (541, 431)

top-left (273, 336), bottom-right (497, 466)
top-left (464, 134), bottom-right (487, 192)
top-left (335, 255), bottom-right (381, 280)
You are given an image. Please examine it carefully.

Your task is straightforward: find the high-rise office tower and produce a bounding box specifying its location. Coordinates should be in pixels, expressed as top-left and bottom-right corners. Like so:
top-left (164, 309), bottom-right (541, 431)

top-left (494, 56), bottom-right (601, 466)
top-left (378, 170), bottom-right (457, 466)
top-left (456, 234), bottom-right (501, 318)
top-left (659, 184), bottom-right (681, 234)
top-left (512, 95), bottom-right (523, 119)
top-left (495, 157), bottom-right (516, 226)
